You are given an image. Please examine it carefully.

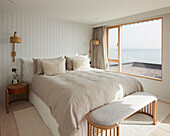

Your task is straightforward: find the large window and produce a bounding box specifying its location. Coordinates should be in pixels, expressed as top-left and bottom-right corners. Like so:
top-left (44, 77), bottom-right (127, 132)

top-left (107, 18), bottom-right (162, 81)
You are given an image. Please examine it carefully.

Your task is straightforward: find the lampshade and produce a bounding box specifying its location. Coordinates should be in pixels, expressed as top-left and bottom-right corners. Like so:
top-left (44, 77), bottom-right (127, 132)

top-left (92, 40), bottom-right (99, 45)
top-left (89, 40), bottom-right (100, 57)
top-left (10, 31), bottom-right (21, 62)
top-left (10, 32), bottom-right (21, 43)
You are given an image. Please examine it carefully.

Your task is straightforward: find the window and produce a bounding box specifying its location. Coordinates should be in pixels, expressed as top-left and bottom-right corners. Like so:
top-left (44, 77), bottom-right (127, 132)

top-left (107, 18), bottom-right (162, 81)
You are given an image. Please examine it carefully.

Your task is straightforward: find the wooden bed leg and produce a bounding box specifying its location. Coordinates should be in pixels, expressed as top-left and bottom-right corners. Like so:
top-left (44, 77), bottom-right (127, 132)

top-left (88, 122), bottom-right (89, 136)
top-left (97, 128), bottom-right (98, 136)
top-left (117, 125), bottom-right (120, 136)
top-left (153, 100), bottom-right (157, 125)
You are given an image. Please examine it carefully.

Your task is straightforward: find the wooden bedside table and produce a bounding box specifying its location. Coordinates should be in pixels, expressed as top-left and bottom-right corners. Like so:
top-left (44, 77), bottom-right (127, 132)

top-left (6, 82), bottom-right (29, 113)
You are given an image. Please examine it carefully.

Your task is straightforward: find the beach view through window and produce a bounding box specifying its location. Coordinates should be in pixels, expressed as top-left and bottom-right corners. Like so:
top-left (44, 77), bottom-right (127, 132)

top-left (108, 18), bottom-right (162, 80)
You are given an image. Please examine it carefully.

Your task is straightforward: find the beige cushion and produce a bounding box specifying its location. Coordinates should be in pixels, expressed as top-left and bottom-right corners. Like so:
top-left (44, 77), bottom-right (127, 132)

top-left (65, 56), bottom-right (74, 70)
top-left (72, 57), bottom-right (90, 70)
top-left (33, 59), bottom-right (43, 74)
top-left (41, 58), bottom-right (66, 76)
top-left (65, 55), bottom-right (88, 70)
top-left (33, 57), bottom-right (63, 74)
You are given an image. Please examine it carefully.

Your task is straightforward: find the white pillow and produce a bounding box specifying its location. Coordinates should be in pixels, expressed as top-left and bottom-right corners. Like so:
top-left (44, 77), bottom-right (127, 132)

top-left (20, 58), bottom-right (34, 84)
top-left (42, 58), bottom-right (66, 76)
top-left (76, 54), bottom-right (89, 58)
top-left (72, 57), bottom-right (90, 70)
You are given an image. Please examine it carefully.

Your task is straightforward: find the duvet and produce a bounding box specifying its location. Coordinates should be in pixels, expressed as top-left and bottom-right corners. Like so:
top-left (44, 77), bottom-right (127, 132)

top-left (31, 69), bottom-right (143, 136)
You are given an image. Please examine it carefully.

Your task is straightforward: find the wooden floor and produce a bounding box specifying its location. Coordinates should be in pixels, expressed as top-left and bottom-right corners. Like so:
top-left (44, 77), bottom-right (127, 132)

top-left (0, 101), bottom-right (32, 136)
top-left (0, 101), bottom-right (170, 136)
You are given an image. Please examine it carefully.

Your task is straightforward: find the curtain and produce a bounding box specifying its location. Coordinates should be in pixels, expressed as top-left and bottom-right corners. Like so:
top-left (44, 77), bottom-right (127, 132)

top-left (91, 26), bottom-right (108, 70)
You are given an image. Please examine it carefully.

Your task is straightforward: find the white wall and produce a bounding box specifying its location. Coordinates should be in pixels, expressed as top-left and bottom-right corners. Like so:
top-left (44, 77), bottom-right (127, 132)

top-left (94, 11), bottom-right (170, 103)
top-left (0, 11), bottom-right (92, 102)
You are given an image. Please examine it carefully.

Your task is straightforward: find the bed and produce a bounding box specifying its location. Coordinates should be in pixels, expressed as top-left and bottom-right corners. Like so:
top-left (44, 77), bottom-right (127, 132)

top-left (29, 69), bottom-right (143, 136)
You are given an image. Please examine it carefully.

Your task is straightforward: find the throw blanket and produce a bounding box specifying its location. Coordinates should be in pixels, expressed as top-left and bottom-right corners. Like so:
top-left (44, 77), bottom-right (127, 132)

top-left (31, 69), bottom-right (143, 136)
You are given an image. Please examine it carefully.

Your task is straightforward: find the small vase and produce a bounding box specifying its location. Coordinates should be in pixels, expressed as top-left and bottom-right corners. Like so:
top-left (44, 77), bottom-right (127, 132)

top-left (12, 79), bottom-right (18, 84)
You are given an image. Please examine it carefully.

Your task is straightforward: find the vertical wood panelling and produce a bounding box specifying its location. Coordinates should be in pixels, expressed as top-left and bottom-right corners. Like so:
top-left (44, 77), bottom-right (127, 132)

top-left (2, 12), bottom-right (8, 95)
top-left (0, 11), bottom-right (92, 101)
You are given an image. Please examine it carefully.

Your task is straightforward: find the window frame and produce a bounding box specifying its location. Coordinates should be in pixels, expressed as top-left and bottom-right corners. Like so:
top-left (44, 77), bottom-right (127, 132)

top-left (106, 17), bottom-right (163, 81)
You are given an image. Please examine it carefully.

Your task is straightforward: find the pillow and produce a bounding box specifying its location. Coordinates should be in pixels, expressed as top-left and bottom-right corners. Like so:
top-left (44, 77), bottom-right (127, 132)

top-left (41, 58), bottom-right (66, 76)
top-left (33, 59), bottom-right (43, 74)
top-left (33, 57), bottom-right (63, 74)
top-left (76, 54), bottom-right (89, 58)
top-left (72, 57), bottom-right (90, 70)
top-left (65, 55), bottom-right (88, 70)
top-left (20, 58), bottom-right (34, 84)
top-left (65, 56), bottom-right (74, 70)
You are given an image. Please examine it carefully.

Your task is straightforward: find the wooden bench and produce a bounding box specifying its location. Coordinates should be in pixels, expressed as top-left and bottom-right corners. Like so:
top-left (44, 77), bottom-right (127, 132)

top-left (87, 92), bottom-right (157, 136)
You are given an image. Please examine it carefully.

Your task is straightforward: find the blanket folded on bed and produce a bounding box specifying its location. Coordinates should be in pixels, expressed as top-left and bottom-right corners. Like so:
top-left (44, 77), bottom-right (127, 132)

top-left (31, 69), bottom-right (143, 136)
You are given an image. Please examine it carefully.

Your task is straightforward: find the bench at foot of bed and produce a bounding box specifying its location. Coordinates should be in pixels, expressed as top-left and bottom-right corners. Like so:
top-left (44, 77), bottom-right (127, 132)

top-left (87, 92), bottom-right (157, 136)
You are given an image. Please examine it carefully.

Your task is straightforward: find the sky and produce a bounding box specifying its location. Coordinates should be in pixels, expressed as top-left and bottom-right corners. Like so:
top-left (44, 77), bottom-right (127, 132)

top-left (109, 19), bottom-right (162, 49)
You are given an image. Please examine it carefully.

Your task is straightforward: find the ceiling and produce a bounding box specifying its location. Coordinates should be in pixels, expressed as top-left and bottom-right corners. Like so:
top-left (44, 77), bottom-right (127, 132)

top-left (1, 0), bottom-right (170, 24)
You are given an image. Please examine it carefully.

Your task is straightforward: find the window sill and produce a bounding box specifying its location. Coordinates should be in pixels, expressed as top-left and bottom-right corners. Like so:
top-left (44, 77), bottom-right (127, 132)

top-left (110, 70), bottom-right (162, 82)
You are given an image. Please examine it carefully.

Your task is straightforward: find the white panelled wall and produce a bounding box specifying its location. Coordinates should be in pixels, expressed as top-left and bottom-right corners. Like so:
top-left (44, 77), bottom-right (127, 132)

top-left (0, 11), bottom-right (92, 101)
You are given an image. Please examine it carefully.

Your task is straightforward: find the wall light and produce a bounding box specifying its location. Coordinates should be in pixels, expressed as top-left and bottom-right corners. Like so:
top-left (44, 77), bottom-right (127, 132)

top-left (10, 32), bottom-right (21, 62)
top-left (89, 40), bottom-right (100, 57)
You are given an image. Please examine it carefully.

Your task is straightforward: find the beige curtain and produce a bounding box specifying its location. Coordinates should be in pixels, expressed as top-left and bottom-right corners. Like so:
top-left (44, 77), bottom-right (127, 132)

top-left (91, 26), bottom-right (108, 70)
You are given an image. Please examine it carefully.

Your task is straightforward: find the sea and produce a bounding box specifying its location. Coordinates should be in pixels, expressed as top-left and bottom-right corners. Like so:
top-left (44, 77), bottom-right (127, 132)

top-left (109, 49), bottom-right (161, 64)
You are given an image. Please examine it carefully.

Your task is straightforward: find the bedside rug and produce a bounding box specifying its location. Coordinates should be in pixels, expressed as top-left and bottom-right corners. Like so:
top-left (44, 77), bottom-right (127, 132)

top-left (14, 107), bottom-right (53, 136)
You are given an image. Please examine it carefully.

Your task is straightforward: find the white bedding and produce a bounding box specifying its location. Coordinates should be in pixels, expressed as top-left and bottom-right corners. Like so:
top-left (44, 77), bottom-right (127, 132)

top-left (30, 91), bottom-right (87, 136)
top-left (31, 69), bottom-right (143, 136)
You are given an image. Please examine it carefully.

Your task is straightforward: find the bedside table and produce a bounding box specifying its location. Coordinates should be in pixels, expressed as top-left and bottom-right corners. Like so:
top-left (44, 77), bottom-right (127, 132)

top-left (6, 82), bottom-right (29, 113)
